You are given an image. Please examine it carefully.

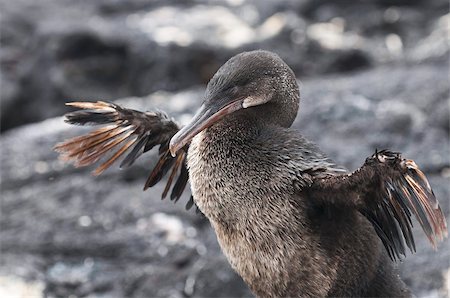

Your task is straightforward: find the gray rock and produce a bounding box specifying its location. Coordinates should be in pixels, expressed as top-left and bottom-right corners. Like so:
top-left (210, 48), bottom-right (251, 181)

top-left (1, 0), bottom-right (447, 131)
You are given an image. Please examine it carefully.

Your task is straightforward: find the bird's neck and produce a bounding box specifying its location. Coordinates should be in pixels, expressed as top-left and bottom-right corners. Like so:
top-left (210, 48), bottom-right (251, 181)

top-left (204, 110), bottom-right (262, 143)
top-left (187, 110), bottom-right (267, 220)
top-left (187, 104), bottom-right (298, 225)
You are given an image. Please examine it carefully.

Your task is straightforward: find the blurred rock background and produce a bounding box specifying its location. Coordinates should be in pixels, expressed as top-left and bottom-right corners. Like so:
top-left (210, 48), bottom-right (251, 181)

top-left (0, 0), bottom-right (449, 297)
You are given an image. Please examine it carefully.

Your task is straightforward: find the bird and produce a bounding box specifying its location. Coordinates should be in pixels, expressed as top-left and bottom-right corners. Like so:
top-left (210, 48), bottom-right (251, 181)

top-left (54, 50), bottom-right (447, 297)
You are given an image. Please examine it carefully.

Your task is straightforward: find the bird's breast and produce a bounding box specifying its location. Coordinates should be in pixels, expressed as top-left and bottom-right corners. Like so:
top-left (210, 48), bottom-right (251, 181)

top-left (185, 129), bottom-right (335, 296)
top-left (186, 127), bottom-right (316, 216)
top-left (187, 129), bottom-right (292, 222)
top-left (187, 130), bottom-right (248, 222)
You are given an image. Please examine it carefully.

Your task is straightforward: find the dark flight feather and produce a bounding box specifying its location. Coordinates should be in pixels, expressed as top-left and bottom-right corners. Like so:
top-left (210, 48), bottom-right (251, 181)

top-left (171, 163), bottom-right (189, 203)
top-left (54, 101), bottom-right (195, 210)
top-left (162, 153), bottom-right (185, 199)
top-left (185, 195), bottom-right (195, 211)
top-left (144, 150), bottom-right (177, 190)
top-left (120, 132), bottom-right (150, 168)
top-left (308, 150), bottom-right (447, 261)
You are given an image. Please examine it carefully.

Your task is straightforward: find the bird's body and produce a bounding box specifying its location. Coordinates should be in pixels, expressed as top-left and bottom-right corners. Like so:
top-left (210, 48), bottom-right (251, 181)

top-left (188, 111), bottom-right (408, 297)
top-left (55, 50), bottom-right (447, 297)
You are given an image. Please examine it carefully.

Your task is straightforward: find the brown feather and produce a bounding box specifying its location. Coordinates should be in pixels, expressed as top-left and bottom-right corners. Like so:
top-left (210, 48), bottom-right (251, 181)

top-left (55, 101), bottom-right (194, 211)
top-left (66, 101), bottom-right (115, 110)
top-left (162, 152), bottom-right (184, 199)
top-left (66, 126), bottom-right (132, 159)
top-left (74, 129), bottom-right (135, 167)
top-left (143, 151), bottom-right (176, 190)
top-left (93, 138), bottom-right (137, 176)
top-left (54, 125), bottom-right (117, 151)
top-left (310, 149), bottom-right (447, 261)
top-left (120, 132), bottom-right (150, 168)
top-left (171, 163), bottom-right (189, 202)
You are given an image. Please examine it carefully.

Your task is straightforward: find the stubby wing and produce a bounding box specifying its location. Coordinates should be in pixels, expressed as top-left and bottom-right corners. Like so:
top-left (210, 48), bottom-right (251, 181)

top-left (54, 101), bottom-right (195, 209)
top-left (306, 150), bottom-right (447, 261)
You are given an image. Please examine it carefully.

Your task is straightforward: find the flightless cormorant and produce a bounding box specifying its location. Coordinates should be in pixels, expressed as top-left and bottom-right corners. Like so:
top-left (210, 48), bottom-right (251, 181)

top-left (55, 50), bottom-right (447, 297)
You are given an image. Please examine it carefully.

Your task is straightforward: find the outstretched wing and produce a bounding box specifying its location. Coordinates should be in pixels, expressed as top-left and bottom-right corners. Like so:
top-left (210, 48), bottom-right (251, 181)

top-left (305, 150), bottom-right (447, 261)
top-left (54, 101), bottom-right (196, 210)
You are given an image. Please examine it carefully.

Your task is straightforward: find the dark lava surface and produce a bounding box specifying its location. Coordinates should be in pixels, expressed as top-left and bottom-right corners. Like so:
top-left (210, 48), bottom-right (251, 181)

top-left (1, 0), bottom-right (449, 297)
top-left (1, 0), bottom-right (447, 130)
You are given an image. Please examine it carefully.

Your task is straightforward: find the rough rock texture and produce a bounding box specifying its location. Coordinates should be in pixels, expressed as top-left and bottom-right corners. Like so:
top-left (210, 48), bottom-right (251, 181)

top-left (1, 59), bottom-right (449, 297)
top-left (1, 0), bottom-right (449, 297)
top-left (1, 0), bottom-right (448, 130)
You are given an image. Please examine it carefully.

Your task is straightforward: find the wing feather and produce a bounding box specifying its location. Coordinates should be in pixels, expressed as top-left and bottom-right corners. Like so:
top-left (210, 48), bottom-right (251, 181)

top-left (171, 163), bottom-right (189, 203)
top-left (310, 149), bottom-right (447, 261)
top-left (119, 132), bottom-right (150, 168)
top-left (162, 153), bottom-right (185, 199)
top-left (54, 101), bottom-right (196, 210)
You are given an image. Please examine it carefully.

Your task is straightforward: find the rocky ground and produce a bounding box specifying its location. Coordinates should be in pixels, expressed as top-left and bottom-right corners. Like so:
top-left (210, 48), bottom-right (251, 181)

top-left (1, 0), bottom-right (447, 131)
top-left (1, 0), bottom-right (449, 297)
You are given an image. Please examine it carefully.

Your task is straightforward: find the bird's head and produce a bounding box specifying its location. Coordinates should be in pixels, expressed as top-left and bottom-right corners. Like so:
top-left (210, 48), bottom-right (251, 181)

top-left (169, 50), bottom-right (300, 156)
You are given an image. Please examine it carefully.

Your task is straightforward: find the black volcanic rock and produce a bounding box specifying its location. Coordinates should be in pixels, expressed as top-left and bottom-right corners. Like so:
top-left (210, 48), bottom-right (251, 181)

top-left (1, 0), bottom-right (447, 131)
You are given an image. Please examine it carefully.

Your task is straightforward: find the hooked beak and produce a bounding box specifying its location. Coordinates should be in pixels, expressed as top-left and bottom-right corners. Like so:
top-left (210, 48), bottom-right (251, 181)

top-left (169, 98), bottom-right (244, 156)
